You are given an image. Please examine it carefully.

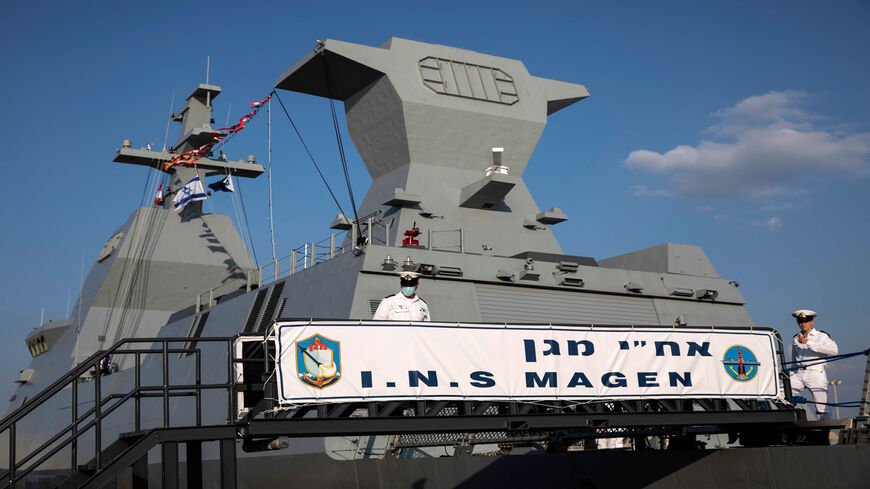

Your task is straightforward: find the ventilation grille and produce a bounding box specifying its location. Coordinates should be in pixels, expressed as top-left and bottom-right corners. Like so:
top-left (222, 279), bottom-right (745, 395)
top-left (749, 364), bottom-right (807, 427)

top-left (243, 288), bottom-right (270, 333)
top-left (418, 57), bottom-right (518, 105)
top-left (257, 281), bottom-right (286, 334)
top-left (183, 311), bottom-right (210, 357)
top-left (275, 298), bottom-right (287, 321)
top-left (475, 284), bottom-right (658, 325)
top-left (259, 297), bottom-right (287, 334)
top-left (369, 299), bottom-right (382, 316)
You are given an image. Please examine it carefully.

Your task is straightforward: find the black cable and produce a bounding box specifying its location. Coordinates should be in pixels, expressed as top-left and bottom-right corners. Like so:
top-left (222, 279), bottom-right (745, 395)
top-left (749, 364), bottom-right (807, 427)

top-left (321, 55), bottom-right (361, 231)
top-left (272, 89), bottom-right (348, 219)
top-left (100, 165), bottom-right (159, 340)
top-left (234, 175), bottom-right (259, 267)
top-left (117, 168), bottom-right (170, 342)
top-left (330, 97), bottom-right (358, 224)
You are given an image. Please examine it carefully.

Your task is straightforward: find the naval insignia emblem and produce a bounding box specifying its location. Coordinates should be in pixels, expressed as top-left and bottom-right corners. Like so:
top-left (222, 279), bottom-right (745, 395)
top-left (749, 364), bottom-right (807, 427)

top-left (295, 334), bottom-right (341, 389)
top-left (722, 345), bottom-right (760, 382)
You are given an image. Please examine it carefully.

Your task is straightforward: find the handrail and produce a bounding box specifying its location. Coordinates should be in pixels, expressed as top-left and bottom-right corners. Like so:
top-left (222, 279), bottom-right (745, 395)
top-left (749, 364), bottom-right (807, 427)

top-left (0, 336), bottom-right (238, 488)
top-left (0, 337), bottom-right (227, 431)
top-left (194, 230), bottom-right (351, 311)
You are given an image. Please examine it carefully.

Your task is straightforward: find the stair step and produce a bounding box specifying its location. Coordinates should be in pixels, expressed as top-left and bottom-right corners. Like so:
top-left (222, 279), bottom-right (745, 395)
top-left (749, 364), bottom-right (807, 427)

top-left (119, 429), bottom-right (150, 440)
top-left (77, 432), bottom-right (148, 472)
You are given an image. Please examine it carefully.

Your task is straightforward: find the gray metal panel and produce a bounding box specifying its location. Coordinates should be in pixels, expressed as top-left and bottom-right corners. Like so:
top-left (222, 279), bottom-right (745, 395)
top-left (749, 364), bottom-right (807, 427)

top-left (651, 298), bottom-right (755, 328)
top-left (599, 243), bottom-right (720, 278)
top-left (475, 284), bottom-right (659, 324)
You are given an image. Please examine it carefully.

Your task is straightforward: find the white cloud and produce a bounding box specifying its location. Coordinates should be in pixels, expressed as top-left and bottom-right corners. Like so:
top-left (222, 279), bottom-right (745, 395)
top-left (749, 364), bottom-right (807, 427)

top-left (753, 217), bottom-right (782, 231)
top-left (625, 91), bottom-right (870, 197)
top-left (630, 185), bottom-right (672, 197)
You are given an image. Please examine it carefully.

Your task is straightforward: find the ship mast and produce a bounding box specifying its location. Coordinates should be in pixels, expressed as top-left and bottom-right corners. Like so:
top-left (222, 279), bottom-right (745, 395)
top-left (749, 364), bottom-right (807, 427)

top-left (113, 83), bottom-right (265, 217)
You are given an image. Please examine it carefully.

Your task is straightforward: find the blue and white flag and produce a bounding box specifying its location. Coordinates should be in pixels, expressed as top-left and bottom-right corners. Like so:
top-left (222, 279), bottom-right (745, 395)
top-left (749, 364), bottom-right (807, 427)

top-left (208, 175), bottom-right (235, 193)
top-left (172, 177), bottom-right (207, 211)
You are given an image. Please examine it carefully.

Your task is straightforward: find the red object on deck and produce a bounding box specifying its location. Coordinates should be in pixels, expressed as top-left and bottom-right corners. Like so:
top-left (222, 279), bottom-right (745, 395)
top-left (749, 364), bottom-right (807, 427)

top-left (402, 226), bottom-right (421, 246)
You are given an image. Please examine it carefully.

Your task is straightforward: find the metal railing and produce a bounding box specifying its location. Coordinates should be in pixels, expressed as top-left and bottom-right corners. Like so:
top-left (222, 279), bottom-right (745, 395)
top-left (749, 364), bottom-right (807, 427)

top-left (193, 218), bottom-right (471, 312)
top-left (0, 337), bottom-right (237, 488)
top-left (195, 231), bottom-right (353, 312)
top-left (260, 231), bottom-right (350, 282)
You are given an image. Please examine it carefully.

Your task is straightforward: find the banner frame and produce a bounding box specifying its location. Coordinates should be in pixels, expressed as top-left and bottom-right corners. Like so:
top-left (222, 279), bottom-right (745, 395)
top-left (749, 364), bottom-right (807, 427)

top-left (273, 320), bottom-right (784, 404)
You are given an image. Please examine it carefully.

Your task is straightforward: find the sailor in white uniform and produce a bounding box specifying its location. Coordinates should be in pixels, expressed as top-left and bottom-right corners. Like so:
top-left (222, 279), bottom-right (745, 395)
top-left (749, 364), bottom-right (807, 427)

top-left (373, 272), bottom-right (430, 321)
top-left (789, 309), bottom-right (838, 420)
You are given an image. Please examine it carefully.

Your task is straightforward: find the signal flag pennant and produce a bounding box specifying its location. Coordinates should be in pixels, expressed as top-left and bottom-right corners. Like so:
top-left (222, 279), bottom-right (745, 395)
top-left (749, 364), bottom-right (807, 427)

top-left (208, 175), bottom-right (235, 193)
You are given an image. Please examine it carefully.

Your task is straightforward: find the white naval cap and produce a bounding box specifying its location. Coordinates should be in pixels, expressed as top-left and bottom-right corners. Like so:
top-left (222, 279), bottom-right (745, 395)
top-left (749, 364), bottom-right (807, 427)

top-left (398, 271), bottom-right (421, 281)
top-left (791, 309), bottom-right (818, 320)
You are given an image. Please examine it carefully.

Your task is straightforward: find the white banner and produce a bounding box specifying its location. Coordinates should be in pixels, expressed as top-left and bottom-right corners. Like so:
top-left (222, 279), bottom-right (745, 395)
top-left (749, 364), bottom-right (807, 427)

top-left (274, 321), bottom-right (782, 404)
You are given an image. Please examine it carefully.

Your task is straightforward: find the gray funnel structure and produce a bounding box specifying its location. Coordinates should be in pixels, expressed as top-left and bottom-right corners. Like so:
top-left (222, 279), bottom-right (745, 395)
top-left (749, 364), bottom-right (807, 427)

top-left (276, 37), bottom-right (589, 256)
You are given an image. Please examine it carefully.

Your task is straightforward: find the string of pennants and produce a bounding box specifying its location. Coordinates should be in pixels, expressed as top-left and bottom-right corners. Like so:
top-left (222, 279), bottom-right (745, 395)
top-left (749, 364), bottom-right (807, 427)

top-left (163, 94), bottom-right (273, 171)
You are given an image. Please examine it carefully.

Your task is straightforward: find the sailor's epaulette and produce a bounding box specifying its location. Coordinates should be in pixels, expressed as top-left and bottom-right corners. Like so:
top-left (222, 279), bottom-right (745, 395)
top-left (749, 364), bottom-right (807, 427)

top-left (819, 329), bottom-right (832, 339)
top-left (793, 333), bottom-right (799, 338)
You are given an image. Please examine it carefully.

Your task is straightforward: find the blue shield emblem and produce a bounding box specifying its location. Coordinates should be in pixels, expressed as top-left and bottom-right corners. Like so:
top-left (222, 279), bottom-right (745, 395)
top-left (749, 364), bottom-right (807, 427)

top-left (722, 345), bottom-right (760, 382)
top-left (295, 334), bottom-right (341, 389)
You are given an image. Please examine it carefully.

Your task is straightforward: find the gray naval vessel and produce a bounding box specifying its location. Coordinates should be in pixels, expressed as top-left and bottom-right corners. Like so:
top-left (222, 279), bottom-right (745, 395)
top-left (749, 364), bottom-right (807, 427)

top-left (2, 37), bottom-right (869, 489)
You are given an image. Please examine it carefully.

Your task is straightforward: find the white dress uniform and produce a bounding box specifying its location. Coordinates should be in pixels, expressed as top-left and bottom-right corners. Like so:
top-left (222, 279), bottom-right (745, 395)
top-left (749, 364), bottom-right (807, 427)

top-left (790, 328), bottom-right (838, 419)
top-left (372, 293), bottom-right (430, 321)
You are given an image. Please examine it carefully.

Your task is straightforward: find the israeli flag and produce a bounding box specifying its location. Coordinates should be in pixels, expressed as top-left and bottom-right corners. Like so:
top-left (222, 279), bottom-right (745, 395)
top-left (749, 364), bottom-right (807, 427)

top-left (172, 177), bottom-right (207, 211)
top-left (208, 175), bottom-right (235, 193)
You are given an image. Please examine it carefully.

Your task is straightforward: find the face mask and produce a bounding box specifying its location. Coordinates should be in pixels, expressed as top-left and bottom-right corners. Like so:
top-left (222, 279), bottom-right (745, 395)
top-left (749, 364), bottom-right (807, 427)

top-left (401, 286), bottom-right (417, 297)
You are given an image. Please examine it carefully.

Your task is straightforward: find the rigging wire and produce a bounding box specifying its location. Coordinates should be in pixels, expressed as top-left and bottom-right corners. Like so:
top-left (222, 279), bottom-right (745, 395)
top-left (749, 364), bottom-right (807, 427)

top-left (161, 93), bottom-right (175, 152)
top-left (227, 171), bottom-right (258, 268)
top-left (225, 168), bottom-right (247, 258)
top-left (329, 97), bottom-right (358, 225)
top-left (109, 157), bottom-right (169, 347)
top-left (100, 163), bottom-right (161, 344)
top-left (271, 90), bottom-right (347, 219)
top-left (234, 174), bottom-right (259, 266)
top-left (322, 56), bottom-right (360, 230)
top-left (120, 165), bottom-right (166, 312)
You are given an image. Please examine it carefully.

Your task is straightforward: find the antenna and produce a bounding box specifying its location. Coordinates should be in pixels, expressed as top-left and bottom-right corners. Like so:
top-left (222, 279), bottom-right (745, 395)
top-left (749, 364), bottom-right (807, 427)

top-left (76, 251), bottom-right (84, 332)
top-left (205, 56), bottom-right (211, 107)
top-left (267, 97), bottom-right (277, 261)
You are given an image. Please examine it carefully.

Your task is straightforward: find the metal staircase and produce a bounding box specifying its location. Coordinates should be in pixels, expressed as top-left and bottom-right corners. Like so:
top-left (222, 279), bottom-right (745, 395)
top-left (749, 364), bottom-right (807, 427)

top-left (0, 336), bottom-right (239, 489)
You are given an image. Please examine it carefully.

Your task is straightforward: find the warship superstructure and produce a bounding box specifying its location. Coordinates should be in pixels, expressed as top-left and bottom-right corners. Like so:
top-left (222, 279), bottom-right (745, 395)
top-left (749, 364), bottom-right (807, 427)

top-left (3, 37), bottom-right (869, 489)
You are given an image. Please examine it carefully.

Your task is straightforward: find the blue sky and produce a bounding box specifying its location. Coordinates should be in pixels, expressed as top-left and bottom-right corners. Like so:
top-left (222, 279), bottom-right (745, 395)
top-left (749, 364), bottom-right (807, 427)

top-left (1, 1), bottom-right (868, 413)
